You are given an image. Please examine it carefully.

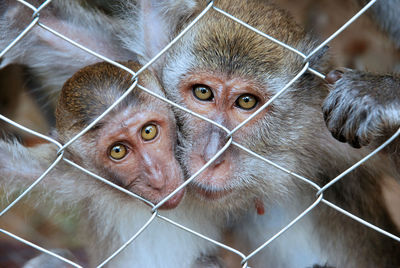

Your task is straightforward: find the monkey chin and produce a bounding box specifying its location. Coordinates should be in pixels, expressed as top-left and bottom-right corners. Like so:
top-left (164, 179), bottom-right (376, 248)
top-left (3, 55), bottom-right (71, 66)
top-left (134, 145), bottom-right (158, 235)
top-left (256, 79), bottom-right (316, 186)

top-left (154, 188), bottom-right (185, 210)
top-left (187, 185), bottom-right (254, 216)
top-left (190, 184), bottom-right (233, 200)
top-left (187, 165), bottom-right (234, 200)
top-left (186, 153), bottom-right (236, 200)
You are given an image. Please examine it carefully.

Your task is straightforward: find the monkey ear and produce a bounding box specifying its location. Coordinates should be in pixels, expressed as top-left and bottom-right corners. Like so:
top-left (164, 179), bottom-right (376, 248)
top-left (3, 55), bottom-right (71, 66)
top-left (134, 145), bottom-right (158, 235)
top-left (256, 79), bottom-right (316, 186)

top-left (0, 2), bottom-right (132, 90)
top-left (120, 0), bottom-right (198, 68)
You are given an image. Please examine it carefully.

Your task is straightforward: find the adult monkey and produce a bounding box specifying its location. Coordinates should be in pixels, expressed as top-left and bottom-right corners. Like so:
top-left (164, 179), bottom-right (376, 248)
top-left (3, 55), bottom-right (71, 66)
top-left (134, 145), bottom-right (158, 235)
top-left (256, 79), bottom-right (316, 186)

top-left (116, 0), bottom-right (400, 267)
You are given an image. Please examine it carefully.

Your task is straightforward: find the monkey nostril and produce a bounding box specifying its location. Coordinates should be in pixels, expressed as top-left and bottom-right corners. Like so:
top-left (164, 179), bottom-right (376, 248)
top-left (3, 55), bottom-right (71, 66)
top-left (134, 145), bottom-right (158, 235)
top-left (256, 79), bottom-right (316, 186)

top-left (210, 156), bottom-right (224, 166)
top-left (147, 169), bottom-right (166, 191)
top-left (202, 130), bottom-right (227, 164)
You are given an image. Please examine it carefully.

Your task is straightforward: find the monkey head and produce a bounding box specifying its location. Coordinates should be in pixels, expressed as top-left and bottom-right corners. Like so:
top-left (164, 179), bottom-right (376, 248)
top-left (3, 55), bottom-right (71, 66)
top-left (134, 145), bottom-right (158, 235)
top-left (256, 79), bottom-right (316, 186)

top-left (55, 61), bottom-right (184, 209)
top-left (153, 1), bottom-right (329, 211)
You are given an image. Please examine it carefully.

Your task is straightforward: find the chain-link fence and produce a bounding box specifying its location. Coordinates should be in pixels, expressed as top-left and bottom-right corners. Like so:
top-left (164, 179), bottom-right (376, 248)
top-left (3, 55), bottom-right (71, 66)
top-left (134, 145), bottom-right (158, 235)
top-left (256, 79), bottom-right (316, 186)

top-left (1, 0), bottom-right (400, 267)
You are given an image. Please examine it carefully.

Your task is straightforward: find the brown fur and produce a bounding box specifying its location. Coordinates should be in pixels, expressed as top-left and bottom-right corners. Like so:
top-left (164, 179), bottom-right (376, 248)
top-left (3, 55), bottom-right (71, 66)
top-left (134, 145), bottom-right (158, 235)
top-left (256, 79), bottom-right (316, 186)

top-left (56, 61), bottom-right (153, 132)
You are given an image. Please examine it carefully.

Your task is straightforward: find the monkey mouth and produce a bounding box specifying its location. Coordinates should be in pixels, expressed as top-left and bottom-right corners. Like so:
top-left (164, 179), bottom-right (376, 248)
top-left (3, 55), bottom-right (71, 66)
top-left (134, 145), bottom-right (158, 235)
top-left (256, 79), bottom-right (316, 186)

top-left (157, 188), bottom-right (185, 210)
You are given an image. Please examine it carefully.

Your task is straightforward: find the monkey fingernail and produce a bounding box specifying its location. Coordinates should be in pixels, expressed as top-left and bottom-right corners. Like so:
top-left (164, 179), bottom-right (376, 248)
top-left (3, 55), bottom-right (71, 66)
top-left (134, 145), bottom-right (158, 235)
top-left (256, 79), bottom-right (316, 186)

top-left (325, 70), bottom-right (344, 84)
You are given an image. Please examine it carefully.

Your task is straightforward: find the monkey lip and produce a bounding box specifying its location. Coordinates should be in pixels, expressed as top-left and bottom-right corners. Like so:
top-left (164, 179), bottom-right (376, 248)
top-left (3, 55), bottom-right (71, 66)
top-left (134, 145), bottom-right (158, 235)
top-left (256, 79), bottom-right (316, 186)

top-left (191, 184), bottom-right (233, 200)
top-left (157, 188), bottom-right (185, 210)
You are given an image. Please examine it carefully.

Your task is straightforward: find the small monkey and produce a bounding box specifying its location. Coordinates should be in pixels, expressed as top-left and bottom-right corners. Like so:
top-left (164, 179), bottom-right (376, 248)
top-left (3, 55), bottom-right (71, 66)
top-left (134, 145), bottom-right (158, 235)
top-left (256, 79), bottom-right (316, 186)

top-left (117, 0), bottom-right (400, 267)
top-left (0, 61), bottom-right (221, 267)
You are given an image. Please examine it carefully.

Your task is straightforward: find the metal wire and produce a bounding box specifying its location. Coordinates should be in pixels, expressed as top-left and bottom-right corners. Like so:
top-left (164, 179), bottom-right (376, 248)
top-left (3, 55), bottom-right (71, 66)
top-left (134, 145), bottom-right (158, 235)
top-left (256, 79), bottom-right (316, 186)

top-left (0, 229), bottom-right (82, 268)
top-left (304, 0), bottom-right (377, 61)
top-left (97, 211), bottom-right (159, 268)
top-left (2, 0), bottom-right (397, 267)
top-left (242, 193), bottom-right (324, 263)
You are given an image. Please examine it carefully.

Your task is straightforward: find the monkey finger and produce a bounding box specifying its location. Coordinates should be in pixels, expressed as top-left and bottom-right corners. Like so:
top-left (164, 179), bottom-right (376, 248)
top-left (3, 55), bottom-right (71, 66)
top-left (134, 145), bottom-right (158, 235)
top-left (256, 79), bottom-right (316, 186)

top-left (322, 95), bottom-right (342, 125)
top-left (337, 133), bottom-right (348, 143)
top-left (325, 115), bottom-right (343, 138)
top-left (323, 109), bottom-right (331, 123)
top-left (329, 126), bottom-right (348, 143)
top-left (349, 136), bottom-right (362, 149)
top-left (327, 106), bottom-right (350, 138)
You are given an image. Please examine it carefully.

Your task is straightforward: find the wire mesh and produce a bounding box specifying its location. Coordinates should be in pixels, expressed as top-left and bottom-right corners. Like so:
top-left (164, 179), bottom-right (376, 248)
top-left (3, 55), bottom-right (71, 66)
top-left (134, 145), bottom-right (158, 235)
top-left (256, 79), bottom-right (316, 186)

top-left (0, 0), bottom-right (399, 267)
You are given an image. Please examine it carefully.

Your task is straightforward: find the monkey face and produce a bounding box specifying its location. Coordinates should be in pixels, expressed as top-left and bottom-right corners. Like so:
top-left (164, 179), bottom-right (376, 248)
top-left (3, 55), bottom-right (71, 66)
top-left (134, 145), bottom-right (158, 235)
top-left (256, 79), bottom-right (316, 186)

top-left (55, 61), bottom-right (186, 210)
top-left (165, 70), bottom-right (287, 209)
top-left (91, 107), bottom-right (185, 210)
top-left (159, 8), bottom-right (320, 211)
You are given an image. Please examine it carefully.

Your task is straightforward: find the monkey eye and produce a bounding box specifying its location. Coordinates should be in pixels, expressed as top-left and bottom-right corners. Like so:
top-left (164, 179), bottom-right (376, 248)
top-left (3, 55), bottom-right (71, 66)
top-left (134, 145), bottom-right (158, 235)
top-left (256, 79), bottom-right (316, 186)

top-left (141, 124), bottom-right (158, 141)
top-left (193, 84), bottom-right (214, 101)
top-left (235, 94), bottom-right (258, 110)
top-left (109, 143), bottom-right (128, 160)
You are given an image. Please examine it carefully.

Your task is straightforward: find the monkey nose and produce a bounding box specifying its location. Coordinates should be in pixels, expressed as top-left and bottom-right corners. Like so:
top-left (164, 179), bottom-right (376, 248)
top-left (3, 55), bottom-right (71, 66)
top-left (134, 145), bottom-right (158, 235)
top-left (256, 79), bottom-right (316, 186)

top-left (147, 167), bottom-right (165, 190)
top-left (202, 131), bottom-right (226, 165)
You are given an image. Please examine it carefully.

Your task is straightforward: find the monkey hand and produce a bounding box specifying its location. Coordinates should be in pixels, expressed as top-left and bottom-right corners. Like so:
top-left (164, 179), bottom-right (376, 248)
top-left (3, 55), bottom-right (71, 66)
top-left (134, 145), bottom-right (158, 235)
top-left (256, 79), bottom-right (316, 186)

top-left (322, 68), bottom-right (400, 148)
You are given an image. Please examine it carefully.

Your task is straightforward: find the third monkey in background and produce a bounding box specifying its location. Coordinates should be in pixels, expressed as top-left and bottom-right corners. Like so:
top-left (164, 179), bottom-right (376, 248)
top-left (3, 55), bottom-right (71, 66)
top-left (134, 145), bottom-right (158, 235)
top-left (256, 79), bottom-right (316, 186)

top-left (118, 0), bottom-right (400, 267)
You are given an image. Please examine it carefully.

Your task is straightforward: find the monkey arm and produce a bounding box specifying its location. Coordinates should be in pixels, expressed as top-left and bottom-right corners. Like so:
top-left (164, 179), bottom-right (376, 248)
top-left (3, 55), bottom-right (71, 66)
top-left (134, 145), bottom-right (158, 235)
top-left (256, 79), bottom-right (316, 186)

top-left (322, 69), bottom-right (400, 151)
top-left (0, 1), bottom-right (132, 95)
top-left (0, 141), bottom-right (54, 190)
top-left (0, 140), bottom-right (89, 206)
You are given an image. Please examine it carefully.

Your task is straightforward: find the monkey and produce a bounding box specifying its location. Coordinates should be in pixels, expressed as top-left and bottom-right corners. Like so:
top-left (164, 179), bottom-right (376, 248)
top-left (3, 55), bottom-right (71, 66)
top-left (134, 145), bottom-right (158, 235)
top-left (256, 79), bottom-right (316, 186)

top-left (0, 61), bottom-right (222, 267)
top-left (111, 0), bottom-right (400, 267)
top-left (0, 3), bottom-right (225, 266)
